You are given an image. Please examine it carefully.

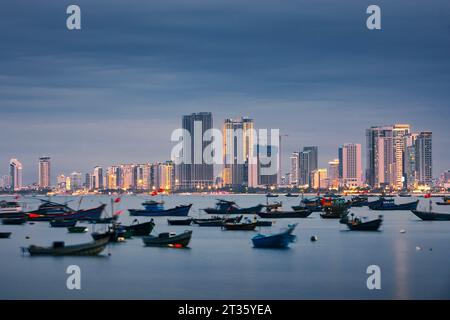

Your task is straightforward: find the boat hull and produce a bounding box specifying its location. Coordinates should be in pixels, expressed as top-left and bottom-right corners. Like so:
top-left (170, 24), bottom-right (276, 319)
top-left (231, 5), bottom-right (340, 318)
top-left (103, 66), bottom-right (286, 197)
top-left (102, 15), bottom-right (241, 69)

top-left (411, 210), bottom-right (450, 221)
top-left (258, 209), bottom-right (312, 219)
top-left (222, 222), bottom-right (257, 231)
top-left (142, 230), bottom-right (192, 247)
top-left (167, 218), bottom-right (193, 226)
top-left (27, 204), bottom-right (106, 222)
top-left (368, 200), bottom-right (419, 211)
top-left (50, 220), bottom-right (77, 228)
top-left (203, 204), bottom-right (263, 215)
top-left (2, 218), bottom-right (26, 225)
top-left (347, 219), bottom-right (382, 231)
top-left (124, 221), bottom-right (155, 236)
top-left (0, 232), bottom-right (11, 238)
top-left (25, 237), bottom-right (109, 256)
top-left (129, 204), bottom-right (192, 217)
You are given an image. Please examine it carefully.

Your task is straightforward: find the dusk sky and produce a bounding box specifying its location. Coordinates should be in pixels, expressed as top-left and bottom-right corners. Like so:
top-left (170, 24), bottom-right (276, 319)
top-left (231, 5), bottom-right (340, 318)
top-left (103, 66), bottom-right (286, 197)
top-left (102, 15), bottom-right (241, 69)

top-left (0, 0), bottom-right (449, 183)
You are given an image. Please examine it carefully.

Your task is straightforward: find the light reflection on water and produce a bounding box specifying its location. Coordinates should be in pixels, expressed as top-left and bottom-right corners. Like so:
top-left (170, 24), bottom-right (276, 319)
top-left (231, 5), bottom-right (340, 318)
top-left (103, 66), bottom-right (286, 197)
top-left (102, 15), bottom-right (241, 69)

top-left (0, 194), bottom-right (449, 299)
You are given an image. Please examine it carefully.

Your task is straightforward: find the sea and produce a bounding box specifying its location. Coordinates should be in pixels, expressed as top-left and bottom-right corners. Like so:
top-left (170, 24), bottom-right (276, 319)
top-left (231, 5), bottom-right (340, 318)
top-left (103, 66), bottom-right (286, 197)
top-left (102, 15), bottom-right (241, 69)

top-left (0, 194), bottom-right (449, 299)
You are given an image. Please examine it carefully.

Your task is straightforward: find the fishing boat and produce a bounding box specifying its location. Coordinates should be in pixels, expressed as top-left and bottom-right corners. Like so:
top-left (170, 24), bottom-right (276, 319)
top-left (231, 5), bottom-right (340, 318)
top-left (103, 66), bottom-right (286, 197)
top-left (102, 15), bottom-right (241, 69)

top-left (368, 197), bottom-right (419, 211)
top-left (252, 223), bottom-right (297, 248)
top-left (50, 219), bottom-right (77, 228)
top-left (284, 193), bottom-right (299, 198)
top-left (91, 223), bottom-right (131, 242)
top-left (27, 204), bottom-right (106, 222)
top-left (167, 218), bottom-right (193, 226)
top-left (343, 214), bottom-right (383, 231)
top-left (203, 200), bottom-right (263, 215)
top-left (2, 217), bottom-right (26, 225)
top-left (222, 221), bottom-right (258, 231)
top-left (129, 201), bottom-right (192, 217)
top-left (192, 215), bottom-right (243, 225)
top-left (320, 198), bottom-right (350, 218)
top-left (67, 226), bottom-right (89, 233)
top-left (349, 195), bottom-right (370, 207)
top-left (123, 219), bottom-right (155, 236)
top-left (258, 207), bottom-right (312, 219)
top-left (292, 197), bottom-right (322, 212)
top-left (23, 237), bottom-right (109, 256)
top-left (142, 230), bottom-right (192, 248)
top-left (411, 210), bottom-right (450, 221)
top-left (0, 232), bottom-right (11, 239)
top-left (0, 200), bottom-right (24, 218)
top-left (266, 193), bottom-right (279, 198)
top-left (436, 196), bottom-right (450, 206)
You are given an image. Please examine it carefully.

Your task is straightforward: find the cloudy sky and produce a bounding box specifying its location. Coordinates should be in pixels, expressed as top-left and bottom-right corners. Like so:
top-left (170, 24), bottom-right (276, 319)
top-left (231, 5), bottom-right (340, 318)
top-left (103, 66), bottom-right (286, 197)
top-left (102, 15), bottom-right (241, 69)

top-left (0, 0), bottom-right (449, 183)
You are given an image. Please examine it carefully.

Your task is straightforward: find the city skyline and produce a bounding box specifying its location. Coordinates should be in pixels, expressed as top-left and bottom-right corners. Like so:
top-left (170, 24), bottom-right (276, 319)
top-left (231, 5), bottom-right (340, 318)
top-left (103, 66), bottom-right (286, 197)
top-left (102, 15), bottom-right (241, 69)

top-left (1, 1), bottom-right (449, 183)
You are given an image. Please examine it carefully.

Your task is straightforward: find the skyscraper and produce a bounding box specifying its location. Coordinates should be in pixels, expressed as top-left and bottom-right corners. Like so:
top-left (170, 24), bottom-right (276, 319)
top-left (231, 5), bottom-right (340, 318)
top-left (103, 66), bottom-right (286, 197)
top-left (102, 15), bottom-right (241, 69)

top-left (179, 112), bottom-right (214, 189)
top-left (257, 144), bottom-right (279, 186)
top-left (328, 159), bottom-right (340, 189)
top-left (415, 131), bottom-right (432, 185)
top-left (339, 143), bottom-right (362, 188)
top-left (311, 168), bottom-right (328, 190)
top-left (366, 126), bottom-right (395, 188)
top-left (92, 166), bottom-right (103, 190)
top-left (222, 117), bottom-right (257, 188)
top-left (38, 156), bottom-right (51, 189)
top-left (404, 133), bottom-right (418, 189)
top-left (69, 172), bottom-right (82, 191)
top-left (289, 152), bottom-right (300, 186)
top-left (298, 146), bottom-right (318, 187)
top-left (9, 158), bottom-right (22, 191)
top-left (392, 124), bottom-right (411, 189)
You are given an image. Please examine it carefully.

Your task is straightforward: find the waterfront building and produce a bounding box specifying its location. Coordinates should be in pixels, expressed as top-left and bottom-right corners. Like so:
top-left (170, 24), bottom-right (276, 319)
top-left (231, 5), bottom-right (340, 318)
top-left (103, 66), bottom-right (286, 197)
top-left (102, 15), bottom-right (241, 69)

top-left (328, 159), bottom-right (340, 190)
top-left (38, 156), bottom-right (51, 189)
top-left (106, 166), bottom-right (118, 190)
top-left (298, 146), bottom-right (318, 187)
top-left (9, 158), bottom-right (22, 191)
top-left (415, 131), bottom-right (433, 186)
top-left (289, 152), bottom-right (300, 186)
top-left (404, 133), bottom-right (418, 189)
top-left (57, 174), bottom-right (66, 191)
top-left (339, 143), bottom-right (362, 188)
top-left (179, 112), bottom-right (214, 189)
top-left (0, 175), bottom-right (11, 190)
top-left (366, 126), bottom-right (396, 188)
top-left (92, 166), bottom-right (103, 190)
top-left (69, 172), bottom-right (82, 191)
top-left (311, 168), bottom-right (328, 190)
top-left (222, 117), bottom-right (257, 188)
top-left (392, 124), bottom-right (411, 189)
top-left (257, 144), bottom-right (279, 187)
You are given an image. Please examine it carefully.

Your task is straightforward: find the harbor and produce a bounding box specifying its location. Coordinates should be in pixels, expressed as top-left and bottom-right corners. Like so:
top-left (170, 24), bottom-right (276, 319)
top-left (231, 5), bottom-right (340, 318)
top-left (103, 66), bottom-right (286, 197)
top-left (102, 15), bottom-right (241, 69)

top-left (1, 194), bottom-right (450, 299)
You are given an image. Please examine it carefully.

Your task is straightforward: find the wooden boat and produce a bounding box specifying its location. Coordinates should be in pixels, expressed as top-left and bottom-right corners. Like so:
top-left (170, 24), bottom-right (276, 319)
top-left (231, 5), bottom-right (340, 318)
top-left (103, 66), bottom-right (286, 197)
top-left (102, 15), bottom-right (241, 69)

top-left (129, 202), bottom-right (192, 217)
top-left (2, 217), bottom-right (26, 225)
top-left (284, 193), bottom-right (299, 197)
top-left (0, 200), bottom-right (24, 218)
top-left (91, 224), bottom-right (131, 242)
top-left (50, 219), bottom-right (77, 228)
top-left (349, 195), bottom-right (369, 207)
top-left (252, 224), bottom-right (297, 248)
top-left (168, 218), bottom-right (193, 226)
top-left (23, 237), bottom-right (109, 256)
top-left (27, 204), bottom-right (106, 222)
top-left (222, 221), bottom-right (257, 231)
top-left (142, 230), bottom-right (192, 248)
top-left (292, 197), bottom-right (323, 212)
top-left (343, 214), bottom-right (383, 231)
top-left (368, 197), bottom-right (419, 211)
top-left (436, 196), bottom-right (450, 206)
top-left (123, 219), bottom-right (155, 236)
top-left (192, 215), bottom-right (243, 226)
top-left (67, 226), bottom-right (88, 233)
top-left (258, 204), bottom-right (312, 219)
top-left (321, 198), bottom-right (350, 218)
top-left (0, 232), bottom-right (11, 239)
top-left (203, 200), bottom-right (263, 215)
top-left (411, 210), bottom-right (450, 221)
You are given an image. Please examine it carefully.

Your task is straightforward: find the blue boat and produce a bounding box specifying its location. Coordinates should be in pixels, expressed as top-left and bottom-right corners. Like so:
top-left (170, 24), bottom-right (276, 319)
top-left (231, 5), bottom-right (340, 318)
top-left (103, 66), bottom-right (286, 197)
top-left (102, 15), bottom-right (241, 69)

top-left (129, 201), bottom-right (192, 217)
top-left (50, 220), bottom-right (77, 228)
top-left (252, 223), bottom-right (297, 249)
top-left (368, 197), bottom-right (419, 211)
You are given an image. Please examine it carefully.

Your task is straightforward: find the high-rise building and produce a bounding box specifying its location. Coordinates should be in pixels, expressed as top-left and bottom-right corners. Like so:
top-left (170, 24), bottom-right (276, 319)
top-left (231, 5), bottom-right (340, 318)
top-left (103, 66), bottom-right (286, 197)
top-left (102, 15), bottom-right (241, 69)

top-left (222, 117), bottom-right (257, 188)
top-left (415, 131), bottom-right (432, 185)
top-left (179, 112), bottom-right (214, 189)
top-left (289, 152), bottom-right (300, 186)
top-left (0, 175), bottom-right (11, 190)
top-left (298, 146), bottom-right (318, 187)
top-left (311, 168), bottom-right (328, 190)
top-left (120, 164), bottom-right (136, 190)
top-left (92, 166), bottom-right (103, 190)
top-left (9, 158), bottom-right (22, 191)
top-left (404, 133), bottom-right (418, 189)
top-left (69, 172), bottom-right (82, 191)
top-left (328, 159), bottom-right (340, 190)
top-left (366, 126), bottom-right (395, 188)
top-left (257, 144), bottom-right (279, 186)
top-left (57, 174), bottom-right (66, 190)
top-left (392, 124), bottom-right (411, 189)
top-left (339, 143), bottom-right (362, 188)
top-left (38, 156), bottom-right (51, 189)
top-left (106, 166), bottom-right (119, 190)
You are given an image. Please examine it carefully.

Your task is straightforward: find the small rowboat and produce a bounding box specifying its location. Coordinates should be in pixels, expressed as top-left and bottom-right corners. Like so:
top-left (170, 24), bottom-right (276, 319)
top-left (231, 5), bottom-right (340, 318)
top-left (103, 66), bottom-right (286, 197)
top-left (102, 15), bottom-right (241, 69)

top-left (2, 217), bottom-right (26, 225)
top-left (222, 222), bottom-right (257, 231)
top-left (168, 218), bottom-right (193, 226)
top-left (252, 224), bottom-right (297, 249)
top-left (67, 226), bottom-right (88, 233)
top-left (344, 215), bottom-right (383, 231)
top-left (23, 237), bottom-right (109, 256)
top-left (142, 230), bottom-right (192, 248)
top-left (50, 220), bottom-right (77, 228)
top-left (0, 232), bottom-right (11, 239)
top-left (258, 208), bottom-right (312, 219)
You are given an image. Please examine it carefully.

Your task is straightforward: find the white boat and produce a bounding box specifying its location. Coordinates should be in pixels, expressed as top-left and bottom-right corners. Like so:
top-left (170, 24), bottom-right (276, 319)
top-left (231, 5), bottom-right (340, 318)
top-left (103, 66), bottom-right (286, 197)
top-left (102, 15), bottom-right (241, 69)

top-left (0, 200), bottom-right (24, 218)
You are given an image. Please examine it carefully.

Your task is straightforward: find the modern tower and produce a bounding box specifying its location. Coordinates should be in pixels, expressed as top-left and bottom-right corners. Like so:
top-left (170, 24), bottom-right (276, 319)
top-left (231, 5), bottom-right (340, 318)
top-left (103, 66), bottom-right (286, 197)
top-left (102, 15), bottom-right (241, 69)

top-left (9, 158), bottom-right (22, 191)
top-left (415, 131), bottom-right (432, 185)
top-left (339, 143), bottom-right (362, 188)
top-left (38, 156), bottom-right (51, 189)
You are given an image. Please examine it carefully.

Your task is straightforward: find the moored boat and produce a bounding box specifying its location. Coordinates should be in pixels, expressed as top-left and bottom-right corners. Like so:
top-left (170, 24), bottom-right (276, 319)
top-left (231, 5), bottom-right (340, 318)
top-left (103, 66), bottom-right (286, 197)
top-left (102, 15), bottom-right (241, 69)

top-left (0, 232), bottom-right (11, 238)
top-left (123, 219), bottom-right (155, 236)
top-left (284, 193), bottom-right (299, 197)
top-left (91, 223), bottom-right (131, 242)
top-left (252, 224), bottom-right (297, 248)
top-left (168, 218), bottom-right (193, 226)
top-left (258, 208), bottom-right (312, 219)
top-left (343, 214), bottom-right (383, 231)
top-left (0, 200), bottom-right (24, 218)
top-left (50, 219), bottom-right (77, 228)
top-left (349, 195), bottom-right (369, 207)
top-left (142, 230), bottom-right (192, 248)
top-left (203, 200), bottom-right (263, 215)
top-left (222, 221), bottom-right (257, 231)
top-left (67, 226), bottom-right (89, 233)
top-left (27, 204), bottom-right (106, 222)
top-left (411, 210), bottom-right (450, 221)
top-left (129, 201), bottom-right (192, 217)
top-left (436, 196), bottom-right (450, 206)
top-left (368, 197), bottom-right (419, 211)
top-left (23, 237), bottom-right (109, 256)
top-left (2, 217), bottom-right (26, 225)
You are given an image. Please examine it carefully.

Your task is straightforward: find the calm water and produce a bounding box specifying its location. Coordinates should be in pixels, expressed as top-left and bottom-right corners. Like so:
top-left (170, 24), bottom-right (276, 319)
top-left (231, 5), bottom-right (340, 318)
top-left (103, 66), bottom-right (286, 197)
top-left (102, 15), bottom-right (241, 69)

top-left (0, 194), bottom-right (449, 299)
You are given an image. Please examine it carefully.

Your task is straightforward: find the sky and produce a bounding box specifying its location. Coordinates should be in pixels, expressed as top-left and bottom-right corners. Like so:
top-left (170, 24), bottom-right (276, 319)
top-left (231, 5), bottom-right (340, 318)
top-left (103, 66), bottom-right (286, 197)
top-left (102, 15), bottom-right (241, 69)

top-left (0, 0), bottom-right (449, 183)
